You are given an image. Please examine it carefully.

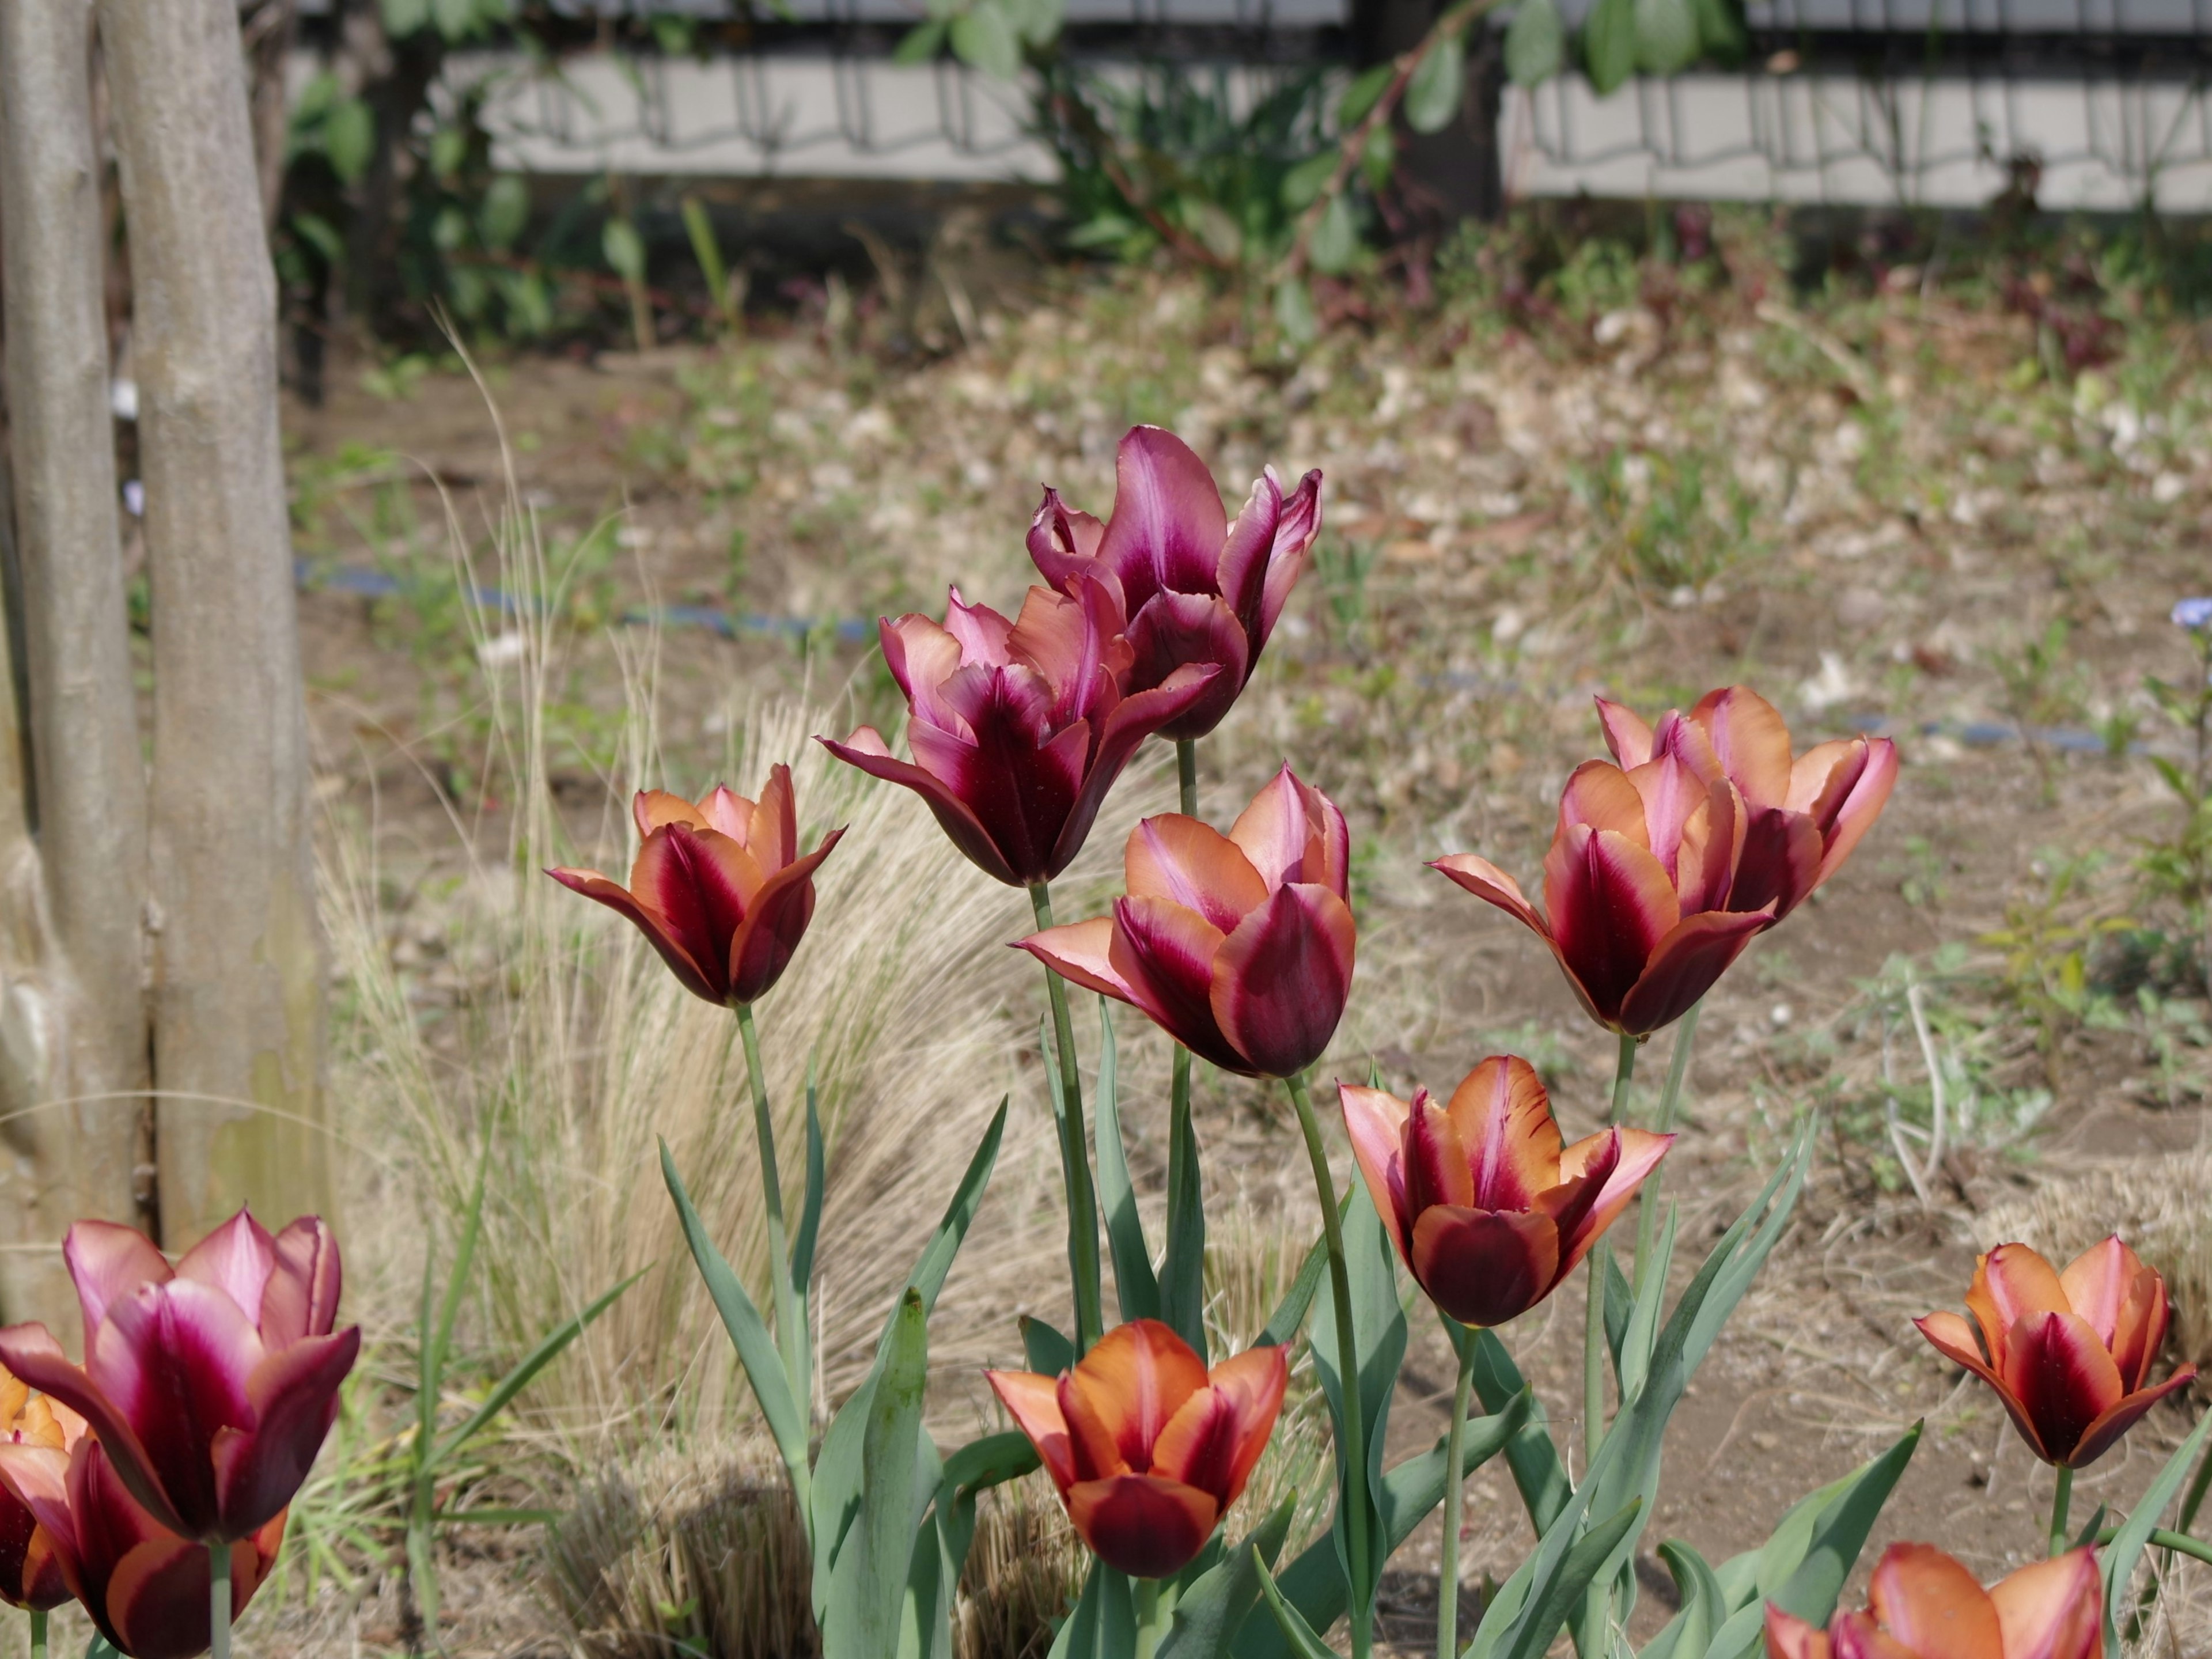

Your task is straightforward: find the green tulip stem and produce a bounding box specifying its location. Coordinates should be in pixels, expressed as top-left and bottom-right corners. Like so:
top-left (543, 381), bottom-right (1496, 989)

top-left (1165, 737), bottom-right (1200, 1350)
top-left (1031, 881), bottom-right (1105, 1354)
top-left (28, 1608), bottom-right (44, 1659)
top-left (210, 1540), bottom-right (232, 1659)
top-left (1176, 738), bottom-right (1199, 817)
top-left (1633, 1005), bottom-right (1700, 1296)
top-left (1135, 1574), bottom-right (1165, 1659)
top-left (734, 1002), bottom-right (792, 1263)
top-left (2180, 1421), bottom-right (2212, 1537)
top-left (1285, 1068), bottom-right (1374, 1659)
top-left (2050, 1464), bottom-right (2074, 1559)
top-left (1437, 1332), bottom-right (1478, 1659)
top-left (1585, 1035), bottom-right (1637, 1456)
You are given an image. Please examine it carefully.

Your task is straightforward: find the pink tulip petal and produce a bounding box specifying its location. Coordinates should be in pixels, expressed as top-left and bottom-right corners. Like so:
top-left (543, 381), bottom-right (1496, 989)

top-left (878, 612), bottom-right (973, 721)
top-left (1545, 826), bottom-right (1680, 1026)
top-left (1227, 766), bottom-right (1338, 893)
top-left (1339, 1085), bottom-right (1415, 1264)
top-left (1210, 884), bottom-right (1355, 1078)
top-left (211, 1326), bottom-right (361, 1537)
top-left (1868, 1542), bottom-right (2003, 1659)
top-left (546, 866), bottom-right (721, 1003)
top-left (92, 1280), bottom-right (266, 1538)
top-left (1988, 1548), bottom-right (2104, 1659)
top-left (1410, 1207), bottom-right (1562, 1327)
top-left (1614, 908), bottom-right (1772, 1036)
top-left (1253, 468), bottom-right (1323, 653)
top-left (1430, 854), bottom-right (1552, 940)
top-left (1127, 590), bottom-right (1250, 740)
top-left (1108, 896), bottom-right (1244, 1071)
top-left (0, 1330), bottom-right (184, 1536)
top-left (1027, 486), bottom-right (1116, 607)
top-left (817, 729), bottom-right (1021, 887)
top-left (1559, 761), bottom-right (1653, 844)
top-left (1691, 687), bottom-right (1796, 807)
top-left (1058, 665), bottom-right (1218, 878)
top-left (1812, 737), bottom-right (1898, 890)
top-left (2065, 1365), bottom-right (2196, 1469)
top-left (63, 1224), bottom-right (172, 1340)
top-left (1550, 1127), bottom-right (1671, 1277)
top-left (1595, 698), bottom-right (1656, 769)
top-left (1065, 1474), bottom-right (1218, 1580)
top-left (173, 1210), bottom-right (278, 1325)
top-left (1448, 1056), bottom-right (1562, 1213)
top-left (260, 1217), bottom-right (342, 1351)
top-left (1009, 580), bottom-right (1122, 729)
top-left (750, 766), bottom-right (799, 870)
top-left (1729, 805), bottom-right (1825, 920)
top-left (1215, 470), bottom-right (1284, 634)
top-left (1016, 919), bottom-right (1145, 1006)
top-left (1098, 426), bottom-right (1230, 613)
top-left (2056, 1236), bottom-right (2139, 1353)
top-left (987, 1370), bottom-right (1080, 1494)
top-left (1971, 1245), bottom-right (2072, 1349)
top-left (2001, 1310), bottom-right (2127, 1465)
top-left (725, 827), bottom-right (844, 1004)
top-left (942, 587), bottom-right (1018, 666)
top-left (1124, 815), bottom-right (1268, 932)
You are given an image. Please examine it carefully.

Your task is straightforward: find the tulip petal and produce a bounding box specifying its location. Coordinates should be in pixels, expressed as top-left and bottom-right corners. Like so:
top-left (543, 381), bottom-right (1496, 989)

top-left (1988, 1548), bottom-right (2104, 1659)
top-left (92, 1281), bottom-right (266, 1539)
top-left (1559, 762), bottom-right (1653, 845)
top-left (546, 866), bottom-right (722, 1003)
top-left (1340, 1085), bottom-right (1415, 1265)
top-left (1099, 426), bottom-right (1230, 613)
top-left (1446, 1056), bottom-right (1560, 1213)
top-left (1128, 591), bottom-right (1250, 741)
top-left (1729, 805), bottom-right (1825, 919)
top-left (2001, 1310), bottom-right (2126, 1464)
top-left (1868, 1542), bottom-right (2003, 1659)
top-left (1403, 1092), bottom-right (1475, 1216)
top-left (1066, 1474), bottom-right (1218, 1580)
top-left (1691, 687), bottom-right (1796, 807)
top-left (1150, 1345), bottom-right (1287, 1508)
top-left (2065, 1364), bottom-right (2196, 1469)
top-left (1827, 1612), bottom-right (1921, 1659)
top-left (634, 822), bottom-right (764, 959)
top-left (2108, 1264), bottom-right (2168, 1391)
top-left (1430, 854), bottom-right (1552, 941)
top-left (987, 1370), bottom-right (1080, 1494)
top-left (0, 1332), bottom-right (183, 1537)
top-left (0, 1442), bottom-right (75, 1596)
top-left (725, 826), bottom-right (844, 1004)
top-left (1596, 698), bottom-right (1656, 770)
top-left (1056, 666), bottom-right (1219, 880)
top-left (943, 587), bottom-right (1018, 667)
top-left (1812, 738), bottom-right (1898, 891)
top-left (1063, 1319), bottom-right (1210, 1476)
top-left (260, 1217), bottom-right (342, 1352)
top-left (174, 1211), bottom-right (278, 1327)
top-left (817, 729), bottom-right (1021, 888)
top-left (1410, 1207), bottom-right (1562, 1328)
top-left (1762, 1605), bottom-right (1834, 1659)
top-left (2057, 1236), bottom-right (2141, 1354)
top-left (1255, 467), bottom-right (1323, 645)
top-left (1010, 580), bottom-right (1120, 730)
top-left (1546, 827), bottom-right (1681, 1026)
top-left (878, 613), bottom-right (974, 725)
top-left (63, 1224), bottom-right (172, 1340)
top-left (1615, 908), bottom-right (1772, 1036)
top-left (213, 1325), bottom-right (361, 1538)
top-left (1210, 884), bottom-right (1356, 1078)
top-left (1125, 815), bottom-right (1268, 933)
top-left (1017, 919), bottom-right (1145, 1006)
top-left (1027, 487), bottom-right (1119, 608)
top-left (1228, 767), bottom-right (1344, 896)
top-left (1108, 897), bottom-right (1247, 1073)
top-left (1915, 1310), bottom-right (1998, 1374)
top-left (1549, 1127), bottom-right (1672, 1277)
top-left (635, 789), bottom-right (710, 836)
top-left (1971, 1245), bottom-right (2071, 1352)
top-left (1215, 471), bottom-right (1283, 637)
top-left (751, 766), bottom-right (799, 870)
top-left (1205, 1346), bottom-right (1287, 1504)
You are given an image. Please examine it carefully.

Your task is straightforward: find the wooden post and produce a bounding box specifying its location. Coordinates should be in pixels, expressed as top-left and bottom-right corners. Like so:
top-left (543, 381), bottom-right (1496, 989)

top-left (0, 0), bottom-right (150, 1331)
top-left (95, 0), bottom-right (331, 1245)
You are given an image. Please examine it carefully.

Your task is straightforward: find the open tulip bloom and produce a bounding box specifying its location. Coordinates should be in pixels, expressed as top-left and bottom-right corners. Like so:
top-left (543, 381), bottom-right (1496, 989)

top-left (0, 1210), bottom-right (357, 1547)
top-left (1766, 1542), bottom-right (2103, 1659)
top-left (1027, 425), bottom-right (1323, 742)
top-left (548, 767), bottom-right (843, 1006)
top-left (1018, 764), bottom-right (1355, 1078)
top-left (824, 579), bottom-right (1215, 887)
top-left (0, 1436), bottom-right (285, 1659)
top-left (987, 1320), bottom-right (1286, 1580)
top-left (0, 1366), bottom-right (84, 1613)
top-left (1915, 1238), bottom-right (2195, 1469)
top-left (1341, 1057), bottom-right (1671, 1328)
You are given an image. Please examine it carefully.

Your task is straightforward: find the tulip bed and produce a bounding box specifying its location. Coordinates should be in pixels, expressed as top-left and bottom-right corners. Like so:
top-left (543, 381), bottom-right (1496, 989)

top-left (228, 241), bottom-right (2212, 1657)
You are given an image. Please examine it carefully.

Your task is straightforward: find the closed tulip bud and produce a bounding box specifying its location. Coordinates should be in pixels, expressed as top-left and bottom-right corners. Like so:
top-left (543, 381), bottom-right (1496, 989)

top-left (1028, 425), bottom-right (1323, 741)
top-left (1340, 1058), bottom-right (1670, 1328)
top-left (1765, 1543), bottom-right (2103, 1659)
top-left (987, 1320), bottom-right (1286, 1580)
top-left (0, 1365), bottom-right (84, 1612)
top-left (1915, 1237), bottom-right (2194, 1469)
top-left (1017, 764), bottom-right (1355, 1078)
top-left (548, 766), bottom-right (843, 1006)
top-left (823, 580), bottom-right (1215, 887)
top-left (0, 1210), bottom-right (359, 1544)
top-left (0, 1437), bottom-right (285, 1659)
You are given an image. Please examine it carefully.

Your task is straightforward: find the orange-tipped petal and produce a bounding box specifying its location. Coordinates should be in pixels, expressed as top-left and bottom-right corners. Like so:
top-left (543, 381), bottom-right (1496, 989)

top-left (1430, 854), bottom-right (1551, 941)
top-left (1340, 1085), bottom-right (1415, 1263)
top-left (546, 866), bottom-right (719, 1004)
top-left (1124, 815), bottom-right (1268, 931)
top-left (1691, 687), bottom-right (1796, 808)
top-left (1209, 884), bottom-right (1355, 1078)
top-left (1062, 1320), bottom-right (1210, 1475)
top-left (987, 1370), bottom-right (1078, 1493)
top-left (2108, 1264), bottom-right (2169, 1392)
top-left (1445, 1056), bottom-right (1561, 1212)
top-left (1595, 697), bottom-right (1656, 769)
top-left (2000, 1311), bottom-right (2127, 1465)
top-left (1763, 1606), bottom-right (1834, 1659)
top-left (1971, 1245), bottom-right (2072, 1347)
top-left (2065, 1364), bottom-right (2196, 1469)
top-left (1558, 761), bottom-right (1653, 844)
top-left (1018, 918), bottom-right (1139, 1003)
top-left (1410, 1207), bottom-right (1561, 1328)
top-left (1550, 1126), bottom-right (1672, 1276)
top-left (751, 765), bottom-right (800, 869)
top-left (2056, 1237), bottom-right (2144, 1355)
top-left (1066, 1475), bottom-right (1218, 1580)
top-left (1108, 897), bottom-right (1245, 1073)
top-left (1403, 1090), bottom-right (1475, 1216)
top-left (1915, 1310), bottom-right (1998, 1374)
top-left (1206, 1346), bottom-right (1288, 1503)
top-left (1148, 1345), bottom-right (1286, 1506)
top-left (1812, 737), bottom-right (1898, 889)
top-left (1227, 766), bottom-right (1347, 897)
top-left (1867, 1543), bottom-right (2003, 1659)
top-left (1988, 1548), bottom-right (2104, 1659)
top-left (1615, 907), bottom-right (1771, 1036)
top-left (635, 789), bottom-right (713, 835)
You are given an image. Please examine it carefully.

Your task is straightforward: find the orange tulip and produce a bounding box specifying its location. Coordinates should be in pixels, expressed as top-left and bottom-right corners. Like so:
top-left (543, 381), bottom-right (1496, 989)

top-left (547, 766), bottom-right (843, 1006)
top-left (0, 1364), bottom-right (82, 1611)
top-left (1596, 686), bottom-right (1896, 922)
top-left (987, 1320), bottom-right (1286, 1580)
top-left (1915, 1237), bottom-right (2195, 1469)
top-left (1765, 1542), bottom-right (2102, 1659)
top-left (1340, 1058), bottom-right (1670, 1328)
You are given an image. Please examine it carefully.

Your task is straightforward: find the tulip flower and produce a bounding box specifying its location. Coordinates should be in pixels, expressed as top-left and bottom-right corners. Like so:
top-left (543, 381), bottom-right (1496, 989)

top-left (1432, 746), bottom-right (1771, 1037)
top-left (548, 766), bottom-right (843, 1006)
top-left (1594, 686), bottom-right (1897, 922)
top-left (987, 1319), bottom-right (1287, 1580)
top-left (0, 1436), bottom-right (285, 1659)
top-left (0, 1365), bottom-right (83, 1612)
top-left (823, 579), bottom-right (1215, 888)
top-left (1915, 1237), bottom-right (2195, 1469)
top-left (1764, 1542), bottom-right (2103, 1659)
top-left (1340, 1057), bottom-right (1671, 1328)
top-left (1027, 425), bottom-right (1323, 741)
top-left (1017, 764), bottom-right (1355, 1078)
top-left (0, 1210), bottom-right (358, 1544)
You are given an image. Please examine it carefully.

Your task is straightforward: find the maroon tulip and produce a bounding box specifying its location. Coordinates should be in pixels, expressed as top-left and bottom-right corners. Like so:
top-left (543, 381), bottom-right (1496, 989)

top-left (0, 1210), bottom-right (358, 1544)
top-left (1017, 765), bottom-right (1355, 1077)
top-left (1596, 687), bottom-right (1897, 922)
top-left (548, 768), bottom-right (844, 1006)
top-left (1340, 1058), bottom-right (1671, 1328)
top-left (1027, 425), bottom-right (1323, 740)
top-left (822, 579), bottom-right (1215, 886)
top-left (0, 1365), bottom-right (84, 1611)
top-left (0, 1436), bottom-right (285, 1659)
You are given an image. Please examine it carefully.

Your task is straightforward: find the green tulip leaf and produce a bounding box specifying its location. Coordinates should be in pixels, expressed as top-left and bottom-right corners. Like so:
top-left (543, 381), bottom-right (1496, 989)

top-left (2101, 1404), bottom-right (2212, 1645)
top-left (1469, 1328), bottom-right (1570, 1533)
top-left (1160, 1498), bottom-right (1297, 1659)
top-left (1404, 32), bottom-right (1467, 132)
top-left (822, 1289), bottom-right (930, 1659)
top-left (1260, 1215), bottom-right (1332, 1349)
top-left (1092, 1003), bottom-right (1161, 1323)
top-left (1504, 0), bottom-right (1566, 86)
top-left (1255, 1558), bottom-right (1340, 1659)
top-left (1021, 1313), bottom-right (1075, 1376)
